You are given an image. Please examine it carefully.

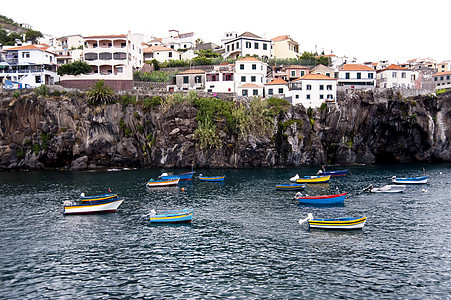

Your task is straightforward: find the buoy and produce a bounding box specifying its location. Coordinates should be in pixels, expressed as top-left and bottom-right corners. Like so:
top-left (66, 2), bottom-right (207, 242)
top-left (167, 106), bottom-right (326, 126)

top-left (422, 189), bottom-right (428, 193)
top-left (181, 188), bottom-right (185, 192)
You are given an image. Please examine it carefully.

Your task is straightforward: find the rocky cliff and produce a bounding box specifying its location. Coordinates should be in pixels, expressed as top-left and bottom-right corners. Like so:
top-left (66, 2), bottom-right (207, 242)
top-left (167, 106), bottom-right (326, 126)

top-left (0, 89), bottom-right (449, 171)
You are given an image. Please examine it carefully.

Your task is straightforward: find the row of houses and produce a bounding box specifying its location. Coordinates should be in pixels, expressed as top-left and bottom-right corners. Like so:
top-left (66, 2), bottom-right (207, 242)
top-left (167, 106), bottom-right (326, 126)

top-left (0, 30), bottom-right (450, 105)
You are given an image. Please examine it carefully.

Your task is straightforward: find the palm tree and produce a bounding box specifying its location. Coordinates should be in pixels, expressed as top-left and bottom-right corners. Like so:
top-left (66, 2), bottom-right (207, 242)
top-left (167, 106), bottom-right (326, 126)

top-left (86, 80), bottom-right (115, 105)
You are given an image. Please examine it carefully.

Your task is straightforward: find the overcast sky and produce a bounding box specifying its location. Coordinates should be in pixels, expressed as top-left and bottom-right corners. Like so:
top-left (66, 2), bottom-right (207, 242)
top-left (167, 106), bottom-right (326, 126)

top-left (2, 0), bottom-right (450, 63)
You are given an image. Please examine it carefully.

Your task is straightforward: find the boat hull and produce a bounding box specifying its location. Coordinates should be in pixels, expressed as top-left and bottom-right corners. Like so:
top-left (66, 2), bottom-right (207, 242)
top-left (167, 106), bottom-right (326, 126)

top-left (392, 176), bottom-right (428, 184)
top-left (308, 216), bottom-right (366, 229)
top-left (64, 199), bottom-right (124, 214)
top-left (371, 185), bottom-right (406, 193)
top-left (297, 192), bottom-right (346, 205)
top-left (296, 175), bottom-right (331, 184)
top-left (160, 171), bottom-right (195, 181)
top-left (199, 176), bottom-right (225, 182)
top-left (275, 183), bottom-right (307, 191)
top-left (149, 209), bottom-right (193, 223)
top-left (320, 169), bottom-right (348, 177)
top-left (146, 178), bottom-right (180, 187)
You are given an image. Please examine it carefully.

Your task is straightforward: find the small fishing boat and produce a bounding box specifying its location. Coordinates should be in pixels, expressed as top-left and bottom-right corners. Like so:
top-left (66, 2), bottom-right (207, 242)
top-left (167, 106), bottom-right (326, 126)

top-left (275, 183), bottom-right (307, 191)
top-left (292, 174), bottom-right (331, 184)
top-left (363, 184), bottom-right (406, 193)
top-left (295, 192), bottom-right (346, 205)
top-left (317, 169), bottom-right (348, 177)
top-left (299, 213), bottom-right (366, 230)
top-left (199, 174), bottom-right (226, 182)
top-left (146, 178), bottom-right (180, 187)
top-left (159, 171), bottom-right (195, 181)
top-left (391, 176), bottom-right (429, 184)
top-left (63, 193), bottom-right (124, 214)
top-left (149, 209), bottom-right (193, 223)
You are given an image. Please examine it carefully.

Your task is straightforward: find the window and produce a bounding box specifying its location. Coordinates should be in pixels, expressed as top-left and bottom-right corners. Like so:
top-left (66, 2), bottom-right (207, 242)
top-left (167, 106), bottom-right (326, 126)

top-left (402, 72), bottom-right (406, 78)
top-left (268, 88), bottom-right (273, 95)
top-left (236, 42), bottom-right (239, 49)
top-left (440, 76), bottom-right (444, 80)
top-left (169, 52), bottom-right (172, 58)
top-left (240, 64), bottom-right (244, 70)
top-left (263, 43), bottom-right (267, 50)
top-left (357, 73), bottom-right (361, 79)
top-left (246, 42), bottom-right (251, 48)
top-left (434, 77), bottom-right (438, 81)
top-left (306, 94), bottom-right (310, 99)
top-left (254, 42), bottom-right (259, 49)
top-left (242, 89), bottom-right (248, 96)
top-left (223, 73), bottom-right (233, 81)
top-left (327, 94), bottom-right (334, 99)
top-left (368, 73), bottom-right (374, 79)
top-left (22, 52), bottom-right (30, 58)
top-left (252, 64), bottom-right (256, 70)
top-left (319, 85), bottom-right (324, 90)
top-left (116, 67), bottom-right (123, 73)
top-left (195, 76), bottom-right (202, 84)
top-left (35, 75), bottom-right (41, 83)
top-left (227, 45), bottom-right (230, 52)
top-left (84, 52), bottom-right (98, 60)
top-left (320, 94), bottom-right (324, 99)
top-left (291, 71), bottom-right (296, 77)
top-left (392, 72), bottom-right (397, 78)
top-left (306, 85), bottom-right (312, 90)
top-left (278, 88), bottom-right (283, 94)
top-left (121, 42), bottom-right (126, 48)
top-left (183, 76), bottom-right (189, 84)
top-left (301, 71), bottom-right (305, 76)
top-left (447, 75), bottom-right (450, 80)
top-left (251, 76), bottom-right (256, 82)
top-left (99, 52), bottom-right (112, 60)
top-left (113, 52), bottom-right (126, 60)
top-left (207, 74), bottom-right (219, 82)
top-left (295, 95), bottom-right (299, 99)
top-left (241, 76), bottom-right (246, 82)
top-left (253, 89), bottom-right (258, 95)
top-left (327, 85), bottom-right (332, 90)
top-left (345, 72), bottom-right (350, 79)
top-left (326, 72), bottom-right (330, 77)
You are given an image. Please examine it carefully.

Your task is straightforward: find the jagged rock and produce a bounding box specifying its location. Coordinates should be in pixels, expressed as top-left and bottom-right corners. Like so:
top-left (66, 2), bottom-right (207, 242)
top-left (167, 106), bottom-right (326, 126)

top-left (70, 155), bottom-right (88, 171)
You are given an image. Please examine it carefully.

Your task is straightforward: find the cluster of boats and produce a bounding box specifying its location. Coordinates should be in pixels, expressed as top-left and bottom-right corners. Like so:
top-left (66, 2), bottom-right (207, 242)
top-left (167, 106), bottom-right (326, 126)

top-left (276, 168), bottom-right (430, 230)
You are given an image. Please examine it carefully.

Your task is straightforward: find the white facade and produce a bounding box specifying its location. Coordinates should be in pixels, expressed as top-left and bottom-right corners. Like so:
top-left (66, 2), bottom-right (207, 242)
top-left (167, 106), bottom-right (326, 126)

top-left (163, 31), bottom-right (196, 50)
top-left (204, 64), bottom-right (235, 93)
top-left (0, 44), bottom-right (59, 88)
top-left (223, 32), bottom-right (272, 60)
top-left (338, 64), bottom-right (376, 89)
top-left (433, 71), bottom-right (451, 90)
top-left (291, 74), bottom-right (337, 108)
top-left (143, 46), bottom-right (182, 62)
top-left (265, 79), bottom-right (289, 98)
top-left (377, 64), bottom-right (415, 89)
top-left (235, 56), bottom-right (268, 97)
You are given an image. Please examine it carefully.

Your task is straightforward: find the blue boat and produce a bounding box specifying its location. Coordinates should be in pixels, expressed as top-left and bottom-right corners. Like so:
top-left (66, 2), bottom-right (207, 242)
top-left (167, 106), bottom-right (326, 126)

top-left (391, 176), bottom-right (429, 184)
top-left (159, 171), bottom-right (195, 181)
top-left (149, 209), bottom-right (193, 223)
top-left (295, 192), bottom-right (347, 205)
top-left (317, 169), bottom-right (348, 177)
top-left (199, 174), bottom-right (226, 182)
top-left (275, 183), bottom-right (306, 191)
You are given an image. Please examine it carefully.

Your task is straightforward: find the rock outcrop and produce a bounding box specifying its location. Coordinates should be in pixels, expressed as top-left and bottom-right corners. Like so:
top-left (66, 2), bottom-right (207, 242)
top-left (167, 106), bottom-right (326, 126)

top-left (0, 89), bottom-right (449, 171)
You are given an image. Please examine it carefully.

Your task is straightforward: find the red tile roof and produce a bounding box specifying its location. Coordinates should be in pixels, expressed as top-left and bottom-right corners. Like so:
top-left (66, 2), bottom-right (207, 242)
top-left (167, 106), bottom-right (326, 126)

top-left (266, 78), bottom-right (287, 85)
top-left (84, 34), bottom-right (127, 39)
top-left (340, 64), bottom-right (375, 71)
top-left (178, 69), bottom-right (205, 75)
top-left (433, 71), bottom-right (451, 77)
top-left (143, 46), bottom-right (177, 53)
top-left (380, 64), bottom-right (409, 71)
top-left (237, 56), bottom-right (261, 62)
top-left (294, 74), bottom-right (336, 81)
top-left (240, 83), bottom-right (262, 88)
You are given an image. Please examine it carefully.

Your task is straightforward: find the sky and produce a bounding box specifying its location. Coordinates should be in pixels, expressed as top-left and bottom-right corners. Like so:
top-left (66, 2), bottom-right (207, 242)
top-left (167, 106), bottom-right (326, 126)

top-left (2, 0), bottom-right (450, 63)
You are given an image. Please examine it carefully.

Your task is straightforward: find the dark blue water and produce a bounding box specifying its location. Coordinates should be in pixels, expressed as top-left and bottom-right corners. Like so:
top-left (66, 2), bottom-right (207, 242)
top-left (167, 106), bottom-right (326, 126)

top-left (1, 165), bottom-right (450, 299)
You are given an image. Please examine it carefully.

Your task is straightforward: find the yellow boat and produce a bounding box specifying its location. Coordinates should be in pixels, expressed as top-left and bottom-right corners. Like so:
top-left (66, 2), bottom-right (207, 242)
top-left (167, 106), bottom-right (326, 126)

top-left (295, 175), bottom-right (331, 183)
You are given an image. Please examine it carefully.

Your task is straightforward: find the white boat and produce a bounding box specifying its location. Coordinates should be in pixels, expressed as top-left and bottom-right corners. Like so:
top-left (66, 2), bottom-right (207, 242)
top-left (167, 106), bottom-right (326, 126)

top-left (146, 178), bottom-right (180, 187)
top-left (299, 213), bottom-right (367, 230)
top-left (64, 193), bottom-right (124, 214)
top-left (391, 176), bottom-right (429, 184)
top-left (363, 184), bottom-right (406, 193)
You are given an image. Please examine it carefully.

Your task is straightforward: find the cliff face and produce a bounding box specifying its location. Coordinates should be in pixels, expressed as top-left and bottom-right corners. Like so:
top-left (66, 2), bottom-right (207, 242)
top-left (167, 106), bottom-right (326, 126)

top-left (0, 89), bottom-right (449, 170)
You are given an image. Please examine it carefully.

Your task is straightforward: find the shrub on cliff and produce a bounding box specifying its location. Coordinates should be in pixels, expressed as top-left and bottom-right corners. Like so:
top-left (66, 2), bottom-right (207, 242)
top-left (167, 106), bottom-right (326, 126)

top-left (57, 60), bottom-right (92, 76)
top-left (86, 80), bottom-right (115, 105)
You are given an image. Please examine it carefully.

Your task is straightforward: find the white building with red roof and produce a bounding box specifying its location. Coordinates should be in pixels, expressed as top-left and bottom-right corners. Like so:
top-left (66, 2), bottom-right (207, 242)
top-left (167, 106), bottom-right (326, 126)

top-left (235, 56), bottom-right (269, 97)
top-left (291, 74), bottom-right (337, 108)
top-left (338, 64), bottom-right (376, 89)
top-left (265, 78), bottom-right (289, 98)
top-left (433, 71), bottom-right (451, 90)
top-left (0, 44), bottom-right (58, 88)
top-left (377, 64), bottom-right (415, 89)
top-left (271, 35), bottom-right (300, 59)
top-left (143, 46), bottom-right (181, 62)
top-left (222, 32), bottom-right (272, 60)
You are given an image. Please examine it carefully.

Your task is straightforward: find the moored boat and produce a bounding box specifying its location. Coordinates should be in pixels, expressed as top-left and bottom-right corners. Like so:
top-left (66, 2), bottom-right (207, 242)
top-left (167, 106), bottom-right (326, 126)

top-left (149, 209), bottom-right (193, 223)
top-left (159, 171), bottom-right (195, 181)
top-left (391, 176), bottom-right (428, 184)
top-left (293, 175), bottom-right (331, 184)
top-left (295, 192), bottom-right (346, 205)
top-left (317, 169), bottom-right (348, 177)
top-left (275, 183), bottom-right (307, 191)
top-left (299, 213), bottom-right (366, 230)
top-left (363, 184), bottom-right (406, 193)
top-left (146, 178), bottom-right (180, 187)
top-left (63, 193), bottom-right (124, 214)
top-left (199, 174), bottom-right (225, 182)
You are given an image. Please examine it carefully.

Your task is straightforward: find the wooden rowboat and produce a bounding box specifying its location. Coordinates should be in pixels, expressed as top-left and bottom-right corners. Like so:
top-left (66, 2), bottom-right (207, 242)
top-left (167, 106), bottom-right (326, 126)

top-left (299, 213), bottom-right (366, 230)
top-left (146, 178), bottom-right (180, 187)
top-left (149, 209), bottom-right (193, 223)
top-left (275, 183), bottom-right (306, 191)
top-left (199, 175), bottom-right (226, 182)
top-left (295, 192), bottom-right (346, 205)
top-left (363, 184), bottom-right (406, 193)
top-left (295, 175), bottom-right (331, 184)
top-left (317, 169), bottom-right (348, 177)
top-left (63, 193), bottom-right (124, 215)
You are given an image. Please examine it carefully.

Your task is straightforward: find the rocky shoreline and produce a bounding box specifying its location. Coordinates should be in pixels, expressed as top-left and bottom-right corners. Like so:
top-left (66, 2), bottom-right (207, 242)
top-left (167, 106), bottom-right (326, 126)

top-left (0, 89), bottom-right (450, 171)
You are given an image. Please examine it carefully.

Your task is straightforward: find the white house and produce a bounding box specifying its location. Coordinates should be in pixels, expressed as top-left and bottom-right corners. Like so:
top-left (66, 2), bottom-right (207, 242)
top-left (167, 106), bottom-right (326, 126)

top-left (291, 74), bottom-right (337, 108)
top-left (204, 64), bottom-right (235, 93)
top-left (433, 71), bottom-right (451, 90)
top-left (58, 33), bottom-right (143, 90)
top-left (223, 32), bottom-right (272, 60)
top-left (163, 30), bottom-right (196, 50)
top-left (235, 56), bottom-right (268, 97)
top-left (338, 64), bottom-right (376, 89)
top-left (175, 69), bottom-right (205, 91)
top-left (377, 64), bottom-right (415, 89)
top-left (265, 78), bottom-right (289, 98)
top-left (0, 44), bottom-right (58, 89)
top-left (143, 45), bottom-right (182, 62)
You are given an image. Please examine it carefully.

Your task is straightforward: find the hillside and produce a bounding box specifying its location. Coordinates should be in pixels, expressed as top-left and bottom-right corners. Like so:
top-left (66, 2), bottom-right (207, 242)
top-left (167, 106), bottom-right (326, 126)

top-left (0, 14), bottom-right (42, 45)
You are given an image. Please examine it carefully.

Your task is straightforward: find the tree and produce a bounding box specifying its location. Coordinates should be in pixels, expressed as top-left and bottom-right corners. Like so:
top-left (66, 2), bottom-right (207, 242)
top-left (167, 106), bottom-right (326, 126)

top-left (86, 80), bottom-right (115, 105)
top-left (195, 38), bottom-right (204, 48)
top-left (24, 29), bottom-right (43, 44)
top-left (57, 60), bottom-right (92, 76)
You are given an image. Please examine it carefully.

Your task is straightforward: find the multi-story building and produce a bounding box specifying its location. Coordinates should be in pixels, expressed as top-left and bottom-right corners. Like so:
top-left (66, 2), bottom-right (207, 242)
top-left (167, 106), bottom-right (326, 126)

top-left (143, 46), bottom-right (181, 62)
top-left (265, 78), bottom-right (288, 98)
top-left (0, 44), bottom-right (58, 89)
top-left (175, 69), bottom-right (205, 90)
top-left (271, 35), bottom-right (300, 59)
top-left (377, 64), bottom-right (415, 89)
top-left (235, 56), bottom-right (268, 97)
top-left (163, 30), bottom-right (196, 50)
top-left (291, 74), bottom-right (337, 108)
top-left (222, 32), bottom-right (272, 60)
top-left (204, 64), bottom-right (235, 93)
top-left (433, 71), bottom-right (451, 90)
top-left (273, 65), bottom-right (310, 82)
top-left (437, 61), bottom-right (451, 73)
top-left (58, 33), bottom-right (143, 90)
top-left (310, 64), bottom-right (335, 78)
top-left (50, 34), bottom-right (84, 65)
top-left (338, 64), bottom-right (376, 89)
